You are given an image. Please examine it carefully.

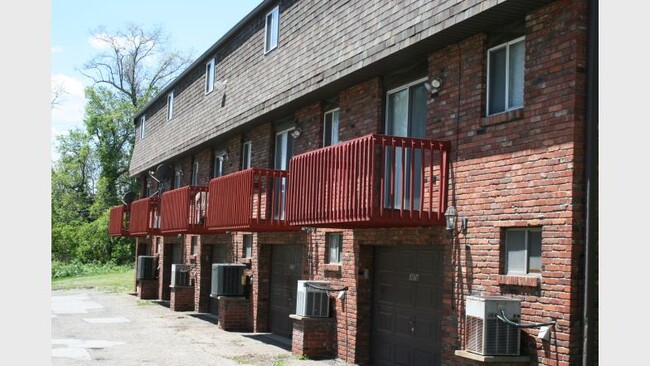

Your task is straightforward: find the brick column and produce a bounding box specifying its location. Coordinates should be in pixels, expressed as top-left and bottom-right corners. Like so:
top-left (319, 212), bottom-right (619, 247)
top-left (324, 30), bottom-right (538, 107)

top-left (170, 286), bottom-right (195, 311)
top-left (137, 279), bottom-right (158, 300)
top-left (218, 297), bottom-right (251, 331)
top-left (290, 315), bottom-right (336, 359)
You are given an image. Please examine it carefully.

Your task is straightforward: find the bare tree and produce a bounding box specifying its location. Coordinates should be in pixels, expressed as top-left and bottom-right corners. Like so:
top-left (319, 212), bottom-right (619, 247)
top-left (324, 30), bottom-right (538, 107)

top-left (79, 23), bottom-right (193, 108)
top-left (51, 80), bottom-right (68, 110)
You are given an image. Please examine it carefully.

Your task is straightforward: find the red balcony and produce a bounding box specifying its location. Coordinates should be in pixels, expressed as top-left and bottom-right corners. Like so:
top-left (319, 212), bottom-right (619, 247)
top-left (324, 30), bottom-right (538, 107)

top-left (108, 205), bottom-right (129, 237)
top-left (286, 134), bottom-right (451, 228)
top-left (129, 197), bottom-right (161, 236)
top-left (159, 186), bottom-right (209, 235)
top-left (205, 168), bottom-right (299, 232)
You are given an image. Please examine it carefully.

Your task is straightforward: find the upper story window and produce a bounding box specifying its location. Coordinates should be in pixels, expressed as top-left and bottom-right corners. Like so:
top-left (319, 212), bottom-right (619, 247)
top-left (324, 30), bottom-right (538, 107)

top-left (243, 234), bottom-right (253, 258)
top-left (242, 140), bottom-right (252, 170)
top-left (191, 236), bottom-right (199, 256)
top-left (213, 151), bottom-right (226, 178)
top-left (167, 91), bottom-right (174, 120)
top-left (191, 160), bottom-right (199, 186)
top-left (140, 115), bottom-right (146, 140)
top-left (205, 58), bottom-right (215, 94)
top-left (505, 227), bottom-right (542, 275)
top-left (264, 5), bottom-right (279, 54)
top-left (173, 165), bottom-right (183, 189)
top-left (487, 37), bottom-right (525, 115)
top-left (326, 232), bottom-right (343, 264)
top-left (323, 108), bottom-right (340, 147)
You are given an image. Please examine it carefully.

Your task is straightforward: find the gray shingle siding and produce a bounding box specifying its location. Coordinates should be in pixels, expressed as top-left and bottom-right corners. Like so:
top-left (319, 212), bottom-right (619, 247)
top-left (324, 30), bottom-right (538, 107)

top-left (129, 0), bottom-right (526, 176)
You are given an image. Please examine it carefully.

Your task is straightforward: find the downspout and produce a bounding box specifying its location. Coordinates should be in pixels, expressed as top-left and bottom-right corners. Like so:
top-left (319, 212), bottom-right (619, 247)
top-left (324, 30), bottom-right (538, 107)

top-left (582, 0), bottom-right (598, 364)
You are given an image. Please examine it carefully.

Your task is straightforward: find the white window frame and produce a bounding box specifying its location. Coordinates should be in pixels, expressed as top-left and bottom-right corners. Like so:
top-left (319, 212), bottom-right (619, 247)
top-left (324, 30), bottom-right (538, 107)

top-left (140, 115), bottom-right (146, 140)
top-left (167, 91), bottom-right (174, 120)
top-left (486, 36), bottom-right (525, 116)
top-left (174, 166), bottom-right (183, 189)
top-left (242, 140), bottom-right (252, 170)
top-left (323, 108), bottom-right (340, 147)
top-left (326, 232), bottom-right (343, 264)
top-left (505, 227), bottom-right (542, 276)
top-left (243, 234), bottom-right (253, 258)
top-left (205, 58), bottom-right (215, 94)
top-left (191, 236), bottom-right (199, 256)
top-left (264, 5), bottom-right (279, 54)
top-left (191, 160), bottom-right (199, 186)
top-left (213, 151), bottom-right (226, 178)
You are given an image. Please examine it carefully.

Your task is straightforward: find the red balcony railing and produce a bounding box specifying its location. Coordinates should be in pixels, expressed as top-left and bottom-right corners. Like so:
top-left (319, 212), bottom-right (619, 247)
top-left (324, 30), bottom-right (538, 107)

top-left (159, 186), bottom-right (209, 234)
top-left (108, 204), bottom-right (130, 236)
top-left (286, 134), bottom-right (450, 228)
top-left (205, 168), bottom-right (299, 232)
top-left (129, 197), bottom-right (161, 236)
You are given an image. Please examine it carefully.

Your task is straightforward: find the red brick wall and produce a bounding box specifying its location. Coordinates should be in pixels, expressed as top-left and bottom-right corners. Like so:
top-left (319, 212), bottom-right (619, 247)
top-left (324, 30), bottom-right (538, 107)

top-left (170, 286), bottom-right (195, 311)
top-left (425, 1), bottom-right (587, 365)
top-left (339, 78), bottom-right (382, 140)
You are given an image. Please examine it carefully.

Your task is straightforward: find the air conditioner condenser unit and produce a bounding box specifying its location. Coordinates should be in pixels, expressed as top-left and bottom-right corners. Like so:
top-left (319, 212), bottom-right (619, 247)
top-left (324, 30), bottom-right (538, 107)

top-left (171, 264), bottom-right (191, 287)
top-left (136, 255), bottom-right (156, 280)
top-left (465, 295), bottom-right (521, 356)
top-left (211, 263), bottom-right (246, 297)
top-left (296, 280), bottom-right (330, 318)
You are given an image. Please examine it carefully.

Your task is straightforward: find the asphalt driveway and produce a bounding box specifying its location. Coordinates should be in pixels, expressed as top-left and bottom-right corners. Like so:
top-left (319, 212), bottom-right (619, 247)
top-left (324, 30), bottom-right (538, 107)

top-left (51, 289), bottom-right (351, 366)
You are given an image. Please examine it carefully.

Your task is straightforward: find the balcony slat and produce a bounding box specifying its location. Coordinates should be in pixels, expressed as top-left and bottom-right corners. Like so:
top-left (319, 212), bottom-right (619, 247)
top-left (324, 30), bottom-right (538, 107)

top-left (206, 168), bottom-right (297, 232)
top-left (286, 134), bottom-right (449, 228)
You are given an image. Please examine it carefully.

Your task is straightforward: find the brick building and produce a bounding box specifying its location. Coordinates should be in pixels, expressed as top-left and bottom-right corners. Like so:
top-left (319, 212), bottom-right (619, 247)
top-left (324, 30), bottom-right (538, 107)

top-left (108, 0), bottom-right (598, 365)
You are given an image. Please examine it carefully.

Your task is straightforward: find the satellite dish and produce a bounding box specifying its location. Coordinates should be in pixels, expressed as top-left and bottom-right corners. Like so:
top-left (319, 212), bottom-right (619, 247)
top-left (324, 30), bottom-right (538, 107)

top-left (122, 192), bottom-right (137, 205)
top-left (155, 163), bottom-right (173, 181)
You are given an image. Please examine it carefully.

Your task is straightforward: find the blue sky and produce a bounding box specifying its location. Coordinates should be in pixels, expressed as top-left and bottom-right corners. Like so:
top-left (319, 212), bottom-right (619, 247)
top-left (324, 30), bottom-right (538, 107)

top-left (51, 0), bottom-right (262, 160)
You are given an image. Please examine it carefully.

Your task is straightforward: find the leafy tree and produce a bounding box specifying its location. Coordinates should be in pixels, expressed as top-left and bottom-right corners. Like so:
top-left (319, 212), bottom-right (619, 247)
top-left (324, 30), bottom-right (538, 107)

top-left (79, 23), bottom-right (193, 108)
top-left (52, 23), bottom-right (193, 266)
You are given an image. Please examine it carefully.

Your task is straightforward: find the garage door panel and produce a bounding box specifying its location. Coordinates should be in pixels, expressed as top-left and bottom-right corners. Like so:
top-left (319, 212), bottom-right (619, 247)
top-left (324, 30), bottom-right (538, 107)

top-left (371, 246), bottom-right (443, 366)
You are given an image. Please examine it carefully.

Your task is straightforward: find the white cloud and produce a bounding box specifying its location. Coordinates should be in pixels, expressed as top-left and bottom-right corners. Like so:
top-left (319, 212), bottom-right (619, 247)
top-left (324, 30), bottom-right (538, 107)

top-left (51, 46), bottom-right (63, 53)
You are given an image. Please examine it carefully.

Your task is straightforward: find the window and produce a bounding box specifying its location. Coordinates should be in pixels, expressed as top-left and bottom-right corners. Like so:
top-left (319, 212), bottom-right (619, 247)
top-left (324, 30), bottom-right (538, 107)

top-left (213, 151), bottom-right (226, 178)
top-left (264, 5), bottom-right (279, 53)
top-left (487, 37), bottom-right (525, 115)
top-left (173, 165), bottom-right (183, 189)
top-left (167, 91), bottom-right (174, 120)
top-left (140, 115), bottom-right (146, 140)
top-left (273, 128), bottom-right (295, 220)
top-left (323, 108), bottom-right (340, 146)
top-left (326, 233), bottom-right (343, 264)
top-left (384, 79), bottom-right (427, 210)
top-left (205, 58), bottom-right (215, 94)
top-left (243, 234), bottom-right (253, 258)
top-left (191, 160), bottom-right (199, 186)
top-left (505, 227), bottom-right (542, 275)
top-left (191, 236), bottom-right (199, 256)
top-left (145, 175), bottom-right (152, 197)
top-left (242, 141), bottom-right (252, 169)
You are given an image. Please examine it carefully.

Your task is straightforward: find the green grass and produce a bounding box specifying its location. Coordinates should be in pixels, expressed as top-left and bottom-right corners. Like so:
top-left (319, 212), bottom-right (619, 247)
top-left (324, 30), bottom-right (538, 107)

top-left (51, 267), bottom-right (135, 293)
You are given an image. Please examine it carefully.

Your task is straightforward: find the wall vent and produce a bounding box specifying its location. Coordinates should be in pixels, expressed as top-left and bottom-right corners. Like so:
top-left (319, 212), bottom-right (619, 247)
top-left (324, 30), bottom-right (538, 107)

top-left (171, 264), bottom-right (191, 287)
top-left (296, 280), bottom-right (330, 317)
top-left (465, 295), bottom-right (521, 356)
top-left (136, 255), bottom-right (156, 280)
top-left (210, 263), bottom-right (246, 297)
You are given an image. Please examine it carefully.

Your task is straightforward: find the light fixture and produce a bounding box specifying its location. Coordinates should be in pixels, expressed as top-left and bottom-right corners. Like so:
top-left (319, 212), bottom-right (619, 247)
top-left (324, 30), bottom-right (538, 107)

top-left (445, 205), bottom-right (457, 233)
top-left (291, 127), bottom-right (302, 139)
top-left (424, 77), bottom-right (443, 98)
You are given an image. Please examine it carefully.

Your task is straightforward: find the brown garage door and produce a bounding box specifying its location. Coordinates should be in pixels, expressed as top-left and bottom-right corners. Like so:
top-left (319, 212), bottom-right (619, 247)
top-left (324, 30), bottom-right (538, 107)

top-left (371, 246), bottom-right (443, 366)
top-left (269, 244), bottom-right (302, 338)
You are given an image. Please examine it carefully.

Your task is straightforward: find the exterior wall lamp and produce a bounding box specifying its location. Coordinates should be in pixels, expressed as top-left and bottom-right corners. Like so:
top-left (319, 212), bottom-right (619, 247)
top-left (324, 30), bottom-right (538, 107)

top-left (291, 127), bottom-right (302, 139)
top-left (445, 205), bottom-right (457, 234)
